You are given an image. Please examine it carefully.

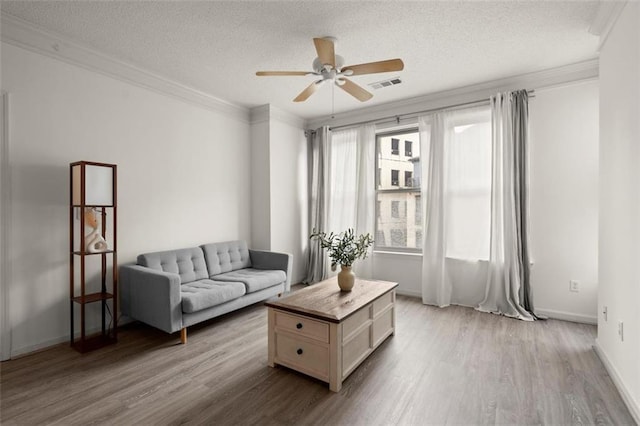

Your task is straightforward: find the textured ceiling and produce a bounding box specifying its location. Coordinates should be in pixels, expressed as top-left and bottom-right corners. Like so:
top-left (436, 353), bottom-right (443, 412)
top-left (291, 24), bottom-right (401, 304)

top-left (1, 1), bottom-right (600, 119)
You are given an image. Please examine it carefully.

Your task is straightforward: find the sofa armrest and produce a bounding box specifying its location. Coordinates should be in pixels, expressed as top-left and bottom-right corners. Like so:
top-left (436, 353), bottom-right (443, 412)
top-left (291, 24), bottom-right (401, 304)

top-left (119, 264), bottom-right (183, 334)
top-left (249, 250), bottom-right (293, 292)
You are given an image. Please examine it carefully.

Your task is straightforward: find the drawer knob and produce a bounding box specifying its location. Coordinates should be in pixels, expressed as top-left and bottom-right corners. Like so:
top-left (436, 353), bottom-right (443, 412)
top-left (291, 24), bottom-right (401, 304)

top-left (296, 348), bottom-right (303, 355)
top-left (296, 323), bottom-right (303, 329)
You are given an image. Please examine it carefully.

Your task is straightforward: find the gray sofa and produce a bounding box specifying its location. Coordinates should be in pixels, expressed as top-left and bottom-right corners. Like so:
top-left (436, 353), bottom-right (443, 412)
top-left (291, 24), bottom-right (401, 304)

top-left (120, 240), bottom-right (292, 343)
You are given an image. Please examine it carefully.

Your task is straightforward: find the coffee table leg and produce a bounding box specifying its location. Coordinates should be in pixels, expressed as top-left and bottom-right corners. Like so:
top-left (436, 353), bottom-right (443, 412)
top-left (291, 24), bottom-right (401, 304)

top-left (267, 308), bottom-right (275, 367)
top-left (329, 323), bottom-right (342, 392)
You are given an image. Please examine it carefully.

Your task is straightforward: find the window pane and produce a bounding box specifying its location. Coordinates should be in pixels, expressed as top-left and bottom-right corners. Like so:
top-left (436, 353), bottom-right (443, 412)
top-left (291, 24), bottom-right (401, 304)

top-left (391, 169), bottom-right (399, 186)
top-left (405, 140), bottom-right (412, 157)
top-left (445, 121), bottom-right (491, 260)
top-left (376, 129), bottom-right (422, 251)
top-left (391, 200), bottom-right (400, 218)
top-left (376, 192), bottom-right (422, 250)
top-left (390, 229), bottom-right (406, 247)
top-left (391, 138), bottom-right (399, 155)
top-left (377, 131), bottom-right (420, 190)
top-left (404, 171), bottom-right (413, 187)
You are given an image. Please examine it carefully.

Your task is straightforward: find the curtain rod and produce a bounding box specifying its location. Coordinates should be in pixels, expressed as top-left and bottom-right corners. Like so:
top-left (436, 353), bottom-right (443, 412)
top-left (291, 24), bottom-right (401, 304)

top-left (327, 89), bottom-right (535, 132)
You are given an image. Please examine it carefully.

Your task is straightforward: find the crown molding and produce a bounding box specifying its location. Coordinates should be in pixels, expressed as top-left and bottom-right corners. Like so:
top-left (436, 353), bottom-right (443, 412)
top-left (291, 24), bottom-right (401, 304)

top-left (269, 105), bottom-right (305, 128)
top-left (250, 104), bottom-right (305, 128)
top-left (249, 105), bottom-right (271, 125)
top-left (589, 1), bottom-right (628, 51)
top-left (305, 58), bottom-right (599, 130)
top-left (1, 13), bottom-right (250, 123)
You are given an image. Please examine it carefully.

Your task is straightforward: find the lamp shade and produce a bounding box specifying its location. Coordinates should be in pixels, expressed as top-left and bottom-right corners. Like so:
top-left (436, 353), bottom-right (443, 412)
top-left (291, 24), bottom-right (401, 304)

top-left (71, 162), bottom-right (115, 206)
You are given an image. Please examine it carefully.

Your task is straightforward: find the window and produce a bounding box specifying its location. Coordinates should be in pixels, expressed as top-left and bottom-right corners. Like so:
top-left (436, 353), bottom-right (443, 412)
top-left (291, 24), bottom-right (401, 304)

top-left (391, 169), bottom-right (399, 186)
top-left (391, 138), bottom-right (399, 155)
top-left (405, 140), bottom-right (412, 157)
top-left (376, 129), bottom-right (421, 252)
top-left (390, 229), bottom-right (407, 247)
top-left (404, 171), bottom-right (413, 187)
top-left (445, 117), bottom-right (492, 260)
top-left (391, 200), bottom-right (400, 218)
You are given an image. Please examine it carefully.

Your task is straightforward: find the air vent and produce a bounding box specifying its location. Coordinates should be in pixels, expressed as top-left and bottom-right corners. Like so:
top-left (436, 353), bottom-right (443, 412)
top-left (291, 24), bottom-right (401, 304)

top-left (368, 77), bottom-right (402, 90)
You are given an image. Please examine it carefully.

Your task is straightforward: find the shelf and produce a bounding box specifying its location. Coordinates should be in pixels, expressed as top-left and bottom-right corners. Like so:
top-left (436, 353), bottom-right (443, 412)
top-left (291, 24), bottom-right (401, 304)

top-left (72, 292), bottom-right (113, 304)
top-left (71, 334), bottom-right (117, 353)
top-left (70, 161), bottom-right (118, 354)
top-left (73, 250), bottom-right (115, 256)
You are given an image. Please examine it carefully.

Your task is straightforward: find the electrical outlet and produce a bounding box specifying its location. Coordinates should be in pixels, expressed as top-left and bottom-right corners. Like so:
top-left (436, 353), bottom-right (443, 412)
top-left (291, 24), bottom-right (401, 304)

top-left (569, 280), bottom-right (579, 293)
top-left (603, 306), bottom-right (608, 322)
top-left (618, 321), bottom-right (624, 341)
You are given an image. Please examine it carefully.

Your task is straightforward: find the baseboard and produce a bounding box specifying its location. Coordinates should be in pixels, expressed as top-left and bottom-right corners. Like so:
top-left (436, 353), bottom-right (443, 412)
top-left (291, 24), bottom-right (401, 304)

top-left (9, 317), bottom-right (132, 359)
top-left (10, 333), bottom-right (71, 358)
top-left (535, 308), bottom-right (597, 325)
top-left (395, 289), bottom-right (422, 299)
top-left (593, 340), bottom-right (640, 424)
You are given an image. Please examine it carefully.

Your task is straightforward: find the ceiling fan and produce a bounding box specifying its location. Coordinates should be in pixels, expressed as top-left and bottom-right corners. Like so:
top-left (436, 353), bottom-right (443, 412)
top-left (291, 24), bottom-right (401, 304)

top-left (256, 37), bottom-right (404, 103)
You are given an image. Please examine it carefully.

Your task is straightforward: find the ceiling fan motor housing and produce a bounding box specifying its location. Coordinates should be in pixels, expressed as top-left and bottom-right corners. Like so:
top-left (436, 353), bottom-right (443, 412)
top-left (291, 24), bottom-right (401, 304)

top-left (313, 54), bottom-right (345, 73)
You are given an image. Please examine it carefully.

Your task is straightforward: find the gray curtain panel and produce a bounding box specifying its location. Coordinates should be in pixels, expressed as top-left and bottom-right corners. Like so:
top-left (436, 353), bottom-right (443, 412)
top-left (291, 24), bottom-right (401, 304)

top-left (304, 126), bottom-right (330, 284)
top-left (511, 90), bottom-right (537, 318)
top-left (477, 89), bottom-right (537, 321)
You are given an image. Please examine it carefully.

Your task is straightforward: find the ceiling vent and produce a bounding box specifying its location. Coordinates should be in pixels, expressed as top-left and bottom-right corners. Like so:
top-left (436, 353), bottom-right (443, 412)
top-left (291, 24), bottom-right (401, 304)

top-left (368, 77), bottom-right (402, 90)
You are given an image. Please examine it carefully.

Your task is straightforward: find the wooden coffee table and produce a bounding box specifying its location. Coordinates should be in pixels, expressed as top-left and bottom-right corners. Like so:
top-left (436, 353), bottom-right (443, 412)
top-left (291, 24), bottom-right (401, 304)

top-left (265, 276), bottom-right (398, 392)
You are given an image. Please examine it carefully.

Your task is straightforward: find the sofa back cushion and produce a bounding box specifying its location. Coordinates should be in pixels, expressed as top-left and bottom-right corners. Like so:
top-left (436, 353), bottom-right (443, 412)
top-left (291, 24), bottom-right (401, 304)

top-left (138, 247), bottom-right (208, 285)
top-left (201, 241), bottom-right (252, 276)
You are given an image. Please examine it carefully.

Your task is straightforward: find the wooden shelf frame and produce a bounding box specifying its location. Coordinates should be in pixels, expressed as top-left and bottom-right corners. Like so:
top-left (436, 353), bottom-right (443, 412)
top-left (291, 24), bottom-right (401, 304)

top-left (69, 161), bottom-right (118, 353)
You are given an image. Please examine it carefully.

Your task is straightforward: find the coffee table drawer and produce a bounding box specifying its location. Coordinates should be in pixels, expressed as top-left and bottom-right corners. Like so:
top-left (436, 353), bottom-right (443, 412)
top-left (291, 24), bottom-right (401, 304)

top-left (274, 311), bottom-right (329, 343)
top-left (275, 333), bottom-right (329, 380)
top-left (373, 291), bottom-right (394, 316)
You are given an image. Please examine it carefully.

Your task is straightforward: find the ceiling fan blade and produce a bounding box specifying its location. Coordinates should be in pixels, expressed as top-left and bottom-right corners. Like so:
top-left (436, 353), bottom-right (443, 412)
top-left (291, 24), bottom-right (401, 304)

top-left (342, 59), bottom-right (404, 76)
top-left (313, 38), bottom-right (335, 68)
top-left (256, 71), bottom-right (310, 76)
top-left (338, 78), bottom-right (373, 102)
top-left (294, 80), bottom-right (323, 102)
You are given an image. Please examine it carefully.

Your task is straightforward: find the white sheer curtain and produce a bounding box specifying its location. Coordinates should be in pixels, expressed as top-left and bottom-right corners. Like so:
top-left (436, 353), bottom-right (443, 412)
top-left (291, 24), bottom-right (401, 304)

top-left (477, 90), bottom-right (535, 320)
top-left (324, 124), bottom-right (376, 279)
top-left (421, 106), bottom-right (492, 307)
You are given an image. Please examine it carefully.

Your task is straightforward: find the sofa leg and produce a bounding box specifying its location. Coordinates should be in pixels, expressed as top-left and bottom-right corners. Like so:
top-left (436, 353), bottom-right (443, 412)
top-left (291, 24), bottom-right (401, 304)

top-left (180, 328), bottom-right (187, 344)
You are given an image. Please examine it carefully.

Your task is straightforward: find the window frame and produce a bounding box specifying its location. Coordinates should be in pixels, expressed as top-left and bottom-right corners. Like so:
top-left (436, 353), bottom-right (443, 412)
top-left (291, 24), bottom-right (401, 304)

top-left (375, 127), bottom-right (422, 254)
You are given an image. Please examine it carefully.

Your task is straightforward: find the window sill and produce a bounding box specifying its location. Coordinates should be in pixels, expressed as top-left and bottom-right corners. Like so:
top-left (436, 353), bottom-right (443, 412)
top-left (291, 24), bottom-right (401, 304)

top-left (373, 250), bottom-right (422, 257)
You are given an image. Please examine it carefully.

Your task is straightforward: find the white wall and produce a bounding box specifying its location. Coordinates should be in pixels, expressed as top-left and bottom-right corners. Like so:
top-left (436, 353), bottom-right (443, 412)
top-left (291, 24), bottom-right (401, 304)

top-left (269, 117), bottom-right (308, 284)
top-left (529, 80), bottom-right (600, 323)
top-left (371, 81), bottom-right (600, 320)
top-left (597, 1), bottom-right (640, 421)
top-left (250, 105), bottom-right (308, 284)
top-left (2, 43), bottom-right (252, 356)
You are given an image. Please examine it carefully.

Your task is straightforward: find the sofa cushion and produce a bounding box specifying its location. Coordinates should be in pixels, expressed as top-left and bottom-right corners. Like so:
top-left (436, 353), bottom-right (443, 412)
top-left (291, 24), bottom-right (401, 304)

top-left (213, 268), bottom-right (286, 293)
top-left (181, 279), bottom-right (246, 313)
top-left (201, 241), bottom-right (251, 276)
top-left (138, 247), bottom-right (208, 285)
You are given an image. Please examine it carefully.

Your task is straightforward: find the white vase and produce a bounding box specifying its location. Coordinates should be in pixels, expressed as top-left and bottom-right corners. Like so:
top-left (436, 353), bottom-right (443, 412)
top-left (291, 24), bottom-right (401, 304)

top-left (337, 265), bottom-right (355, 292)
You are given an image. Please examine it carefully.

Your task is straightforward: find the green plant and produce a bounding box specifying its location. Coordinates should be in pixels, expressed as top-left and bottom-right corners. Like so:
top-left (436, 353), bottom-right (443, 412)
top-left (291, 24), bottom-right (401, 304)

top-left (310, 228), bottom-right (374, 270)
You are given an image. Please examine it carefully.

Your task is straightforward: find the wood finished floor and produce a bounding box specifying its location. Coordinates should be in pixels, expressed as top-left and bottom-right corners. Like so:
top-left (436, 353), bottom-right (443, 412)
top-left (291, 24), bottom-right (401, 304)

top-left (1, 293), bottom-right (635, 425)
